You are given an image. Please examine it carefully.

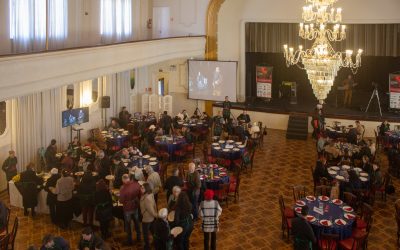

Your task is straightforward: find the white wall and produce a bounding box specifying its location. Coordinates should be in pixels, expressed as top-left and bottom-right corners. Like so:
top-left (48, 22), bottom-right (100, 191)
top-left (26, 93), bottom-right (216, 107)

top-left (152, 0), bottom-right (210, 36)
top-left (217, 0), bottom-right (400, 101)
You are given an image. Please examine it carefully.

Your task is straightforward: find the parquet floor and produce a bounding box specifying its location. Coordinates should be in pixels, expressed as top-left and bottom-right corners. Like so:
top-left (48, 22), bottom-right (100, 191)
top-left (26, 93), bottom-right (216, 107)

top-left (4, 129), bottom-right (399, 249)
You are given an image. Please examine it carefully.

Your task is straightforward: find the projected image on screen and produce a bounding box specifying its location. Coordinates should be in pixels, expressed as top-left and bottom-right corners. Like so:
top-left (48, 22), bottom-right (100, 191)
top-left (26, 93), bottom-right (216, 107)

top-left (188, 60), bottom-right (237, 102)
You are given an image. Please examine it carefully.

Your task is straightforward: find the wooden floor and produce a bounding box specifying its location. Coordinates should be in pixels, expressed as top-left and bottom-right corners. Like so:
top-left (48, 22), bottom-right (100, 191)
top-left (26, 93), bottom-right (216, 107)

top-left (3, 129), bottom-right (399, 249)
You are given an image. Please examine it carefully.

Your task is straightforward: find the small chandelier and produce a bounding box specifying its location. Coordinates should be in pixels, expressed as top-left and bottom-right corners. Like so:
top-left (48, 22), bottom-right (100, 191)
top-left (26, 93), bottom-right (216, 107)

top-left (283, 0), bottom-right (362, 103)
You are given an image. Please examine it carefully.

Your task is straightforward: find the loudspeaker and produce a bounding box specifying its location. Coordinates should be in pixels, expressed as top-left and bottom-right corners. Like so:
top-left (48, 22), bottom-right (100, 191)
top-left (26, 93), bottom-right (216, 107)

top-left (101, 96), bottom-right (110, 108)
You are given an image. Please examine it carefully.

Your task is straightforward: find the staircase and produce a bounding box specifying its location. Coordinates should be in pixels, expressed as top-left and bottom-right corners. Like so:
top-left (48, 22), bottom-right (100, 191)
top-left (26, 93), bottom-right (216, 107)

top-left (286, 114), bottom-right (308, 140)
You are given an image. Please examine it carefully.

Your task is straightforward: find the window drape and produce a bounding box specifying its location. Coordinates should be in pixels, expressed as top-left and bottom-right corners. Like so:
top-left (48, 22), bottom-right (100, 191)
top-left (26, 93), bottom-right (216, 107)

top-left (100, 0), bottom-right (133, 43)
top-left (48, 0), bottom-right (68, 49)
top-left (246, 23), bottom-right (400, 57)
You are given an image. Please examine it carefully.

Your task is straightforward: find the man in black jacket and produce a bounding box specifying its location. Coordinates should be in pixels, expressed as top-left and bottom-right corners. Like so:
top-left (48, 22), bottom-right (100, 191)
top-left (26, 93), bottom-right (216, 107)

top-left (78, 227), bottom-right (104, 250)
top-left (313, 154), bottom-right (332, 182)
top-left (44, 168), bottom-right (61, 224)
top-left (291, 206), bottom-right (316, 250)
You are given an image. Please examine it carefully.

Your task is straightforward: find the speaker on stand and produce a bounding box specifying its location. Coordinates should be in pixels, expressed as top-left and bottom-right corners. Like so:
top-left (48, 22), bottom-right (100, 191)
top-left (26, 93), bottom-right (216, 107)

top-left (101, 96), bottom-right (110, 128)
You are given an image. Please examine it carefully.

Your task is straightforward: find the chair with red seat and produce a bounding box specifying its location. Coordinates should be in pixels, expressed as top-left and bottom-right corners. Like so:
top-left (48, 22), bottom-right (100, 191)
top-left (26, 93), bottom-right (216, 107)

top-left (207, 156), bottom-right (217, 164)
top-left (228, 171), bottom-right (241, 202)
top-left (352, 217), bottom-right (373, 249)
top-left (0, 234), bottom-right (9, 250)
top-left (318, 233), bottom-right (339, 250)
top-left (338, 231), bottom-right (368, 250)
top-left (173, 148), bottom-right (186, 162)
top-left (343, 192), bottom-right (359, 212)
top-left (278, 195), bottom-right (292, 240)
top-left (185, 143), bottom-right (195, 159)
top-left (215, 183), bottom-right (230, 207)
top-left (375, 172), bottom-right (391, 201)
top-left (355, 202), bottom-right (373, 230)
top-left (279, 195), bottom-right (295, 219)
top-left (293, 185), bottom-right (306, 202)
top-left (7, 217), bottom-right (18, 250)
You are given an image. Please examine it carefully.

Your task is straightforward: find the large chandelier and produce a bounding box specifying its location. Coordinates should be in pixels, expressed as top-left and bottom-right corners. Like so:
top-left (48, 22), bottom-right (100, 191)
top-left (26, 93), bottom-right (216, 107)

top-left (283, 0), bottom-right (362, 103)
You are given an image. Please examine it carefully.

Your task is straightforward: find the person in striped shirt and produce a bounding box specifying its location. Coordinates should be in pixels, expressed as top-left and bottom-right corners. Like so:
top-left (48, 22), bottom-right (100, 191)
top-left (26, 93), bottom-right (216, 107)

top-left (199, 189), bottom-right (222, 250)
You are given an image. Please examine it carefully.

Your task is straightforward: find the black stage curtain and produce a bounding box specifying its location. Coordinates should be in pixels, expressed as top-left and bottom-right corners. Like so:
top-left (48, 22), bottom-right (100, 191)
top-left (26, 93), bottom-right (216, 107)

top-left (246, 52), bottom-right (400, 111)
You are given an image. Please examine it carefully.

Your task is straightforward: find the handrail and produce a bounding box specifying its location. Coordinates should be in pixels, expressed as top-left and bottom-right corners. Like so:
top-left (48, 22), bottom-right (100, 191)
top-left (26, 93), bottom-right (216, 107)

top-left (0, 35), bottom-right (205, 58)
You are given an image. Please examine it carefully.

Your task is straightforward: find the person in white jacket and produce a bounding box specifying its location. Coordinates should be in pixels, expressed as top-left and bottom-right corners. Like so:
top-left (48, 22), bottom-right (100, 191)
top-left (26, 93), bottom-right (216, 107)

top-left (199, 189), bottom-right (222, 250)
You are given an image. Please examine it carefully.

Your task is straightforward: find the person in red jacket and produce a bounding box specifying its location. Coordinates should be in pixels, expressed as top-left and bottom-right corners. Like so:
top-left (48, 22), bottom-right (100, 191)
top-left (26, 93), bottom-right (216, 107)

top-left (119, 174), bottom-right (141, 246)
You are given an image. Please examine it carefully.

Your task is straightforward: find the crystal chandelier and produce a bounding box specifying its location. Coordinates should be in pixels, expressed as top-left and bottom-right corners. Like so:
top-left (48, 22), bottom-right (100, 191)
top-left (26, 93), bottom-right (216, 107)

top-left (283, 0), bottom-right (363, 103)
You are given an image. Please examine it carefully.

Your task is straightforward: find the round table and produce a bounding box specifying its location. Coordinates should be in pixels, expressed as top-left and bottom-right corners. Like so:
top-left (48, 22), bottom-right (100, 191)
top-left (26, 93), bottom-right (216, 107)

top-left (211, 140), bottom-right (245, 161)
top-left (197, 164), bottom-right (229, 190)
top-left (155, 136), bottom-right (186, 160)
top-left (122, 155), bottom-right (160, 172)
top-left (294, 196), bottom-right (356, 240)
top-left (328, 165), bottom-right (370, 188)
top-left (102, 130), bottom-right (129, 147)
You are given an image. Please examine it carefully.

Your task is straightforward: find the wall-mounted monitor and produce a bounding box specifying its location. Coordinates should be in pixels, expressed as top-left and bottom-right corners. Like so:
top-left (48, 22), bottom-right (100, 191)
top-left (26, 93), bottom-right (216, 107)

top-left (62, 107), bottom-right (89, 128)
top-left (188, 60), bottom-right (238, 102)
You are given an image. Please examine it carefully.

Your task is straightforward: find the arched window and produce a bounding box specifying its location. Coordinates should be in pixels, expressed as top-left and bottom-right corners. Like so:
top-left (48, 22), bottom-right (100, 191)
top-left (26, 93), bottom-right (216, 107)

top-left (0, 101), bottom-right (6, 135)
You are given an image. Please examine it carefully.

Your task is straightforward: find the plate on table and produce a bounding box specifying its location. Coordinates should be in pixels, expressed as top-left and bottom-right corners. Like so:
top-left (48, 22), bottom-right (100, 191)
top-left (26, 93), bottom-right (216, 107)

top-left (296, 200), bottom-right (306, 207)
top-left (335, 175), bottom-right (345, 181)
top-left (212, 143), bottom-right (219, 146)
top-left (124, 162), bottom-right (129, 166)
top-left (106, 175), bottom-right (115, 180)
top-left (168, 211), bottom-right (175, 222)
top-left (330, 166), bottom-right (340, 171)
top-left (200, 164), bottom-right (207, 169)
top-left (56, 153), bottom-right (63, 158)
top-left (328, 170), bottom-right (337, 175)
top-left (238, 145), bottom-right (246, 148)
top-left (214, 147), bottom-right (221, 150)
top-left (218, 140), bottom-right (225, 144)
top-left (344, 213), bottom-right (356, 220)
top-left (223, 149), bottom-right (230, 152)
top-left (332, 199), bottom-right (343, 205)
top-left (233, 148), bottom-right (240, 151)
top-left (149, 162), bottom-right (157, 166)
top-left (218, 167), bottom-right (226, 171)
top-left (318, 196), bottom-right (330, 202)
top-left (101, 131), bottom-right (107, 134)
top-left (360, 172), bottom-right (369, 177)
top-left (306, 196), bottom-right (316, 202)
top-left (359, 177), bottom-right (368, 182)
top-left (212, 164), bottom-right (219, 169)
top-left (319, 220), bottom-right (332, 227)
top-left (171, 226), bottom-right (183, 237)
top-left (335, 219), bottom-right (347, 226)
top-left (200, 175), bottom-right (208, 180)
top-left (149, 157), bottom-right (157, 161)
top-left (306, 215), bottom-right (316, 222)
top-left (354, 167), bottom-right (362, 172)
top-left (143, 155), bottom-right (150, 159)
top-left (235, 142), bottom-right (242, 145)
top-left (342, 206), bottom-right (354, 212)
top-left (294, 207), bottom-right (302, 213)
top-left (219, 172), bottom-right (227, 177)
top-left (213, 176), bottom-right (221, 180)
top-left (92, 172), bottom-right (98, 176)
top-left (227, 140), bottom-right (234, 144)
top-left (75, 171), bottom-right (84, 176)
top-left (342, 165), bottom-right (351, 170)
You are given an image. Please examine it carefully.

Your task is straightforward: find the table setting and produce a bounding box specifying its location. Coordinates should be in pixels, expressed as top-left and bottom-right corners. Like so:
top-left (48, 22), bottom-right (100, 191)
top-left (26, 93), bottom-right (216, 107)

top-left (197, 163), bottom-right (229, 190)
top-left (101, 129), bottom-right (129, 147)
top-left (211, 140), bottom-right (246, 161)
top-left (293, 195), bottom-right (356, 240)
top-left (328, 165), bottom-right (370, 184)
top-left (155, 135), bottom-right (186, 158)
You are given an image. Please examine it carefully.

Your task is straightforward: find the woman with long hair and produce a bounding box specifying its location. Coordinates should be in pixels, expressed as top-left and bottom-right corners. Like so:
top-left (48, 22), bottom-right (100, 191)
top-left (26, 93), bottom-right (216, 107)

top-left (94, 179), bottom-right (113, 239)
top-left (173, 192), bottom-right (194, 250)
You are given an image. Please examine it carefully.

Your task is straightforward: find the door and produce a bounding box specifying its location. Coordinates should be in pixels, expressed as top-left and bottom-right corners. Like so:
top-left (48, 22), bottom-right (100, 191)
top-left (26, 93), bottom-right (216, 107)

top-left (152, 7), bottom-right (170, 38)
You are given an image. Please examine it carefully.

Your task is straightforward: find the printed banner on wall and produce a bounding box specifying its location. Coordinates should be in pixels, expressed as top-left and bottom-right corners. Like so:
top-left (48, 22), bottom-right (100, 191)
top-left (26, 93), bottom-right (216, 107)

top-left (256, 66), bottom-right (273, 98)
top-left (389, 73), bottom-right (400, 109)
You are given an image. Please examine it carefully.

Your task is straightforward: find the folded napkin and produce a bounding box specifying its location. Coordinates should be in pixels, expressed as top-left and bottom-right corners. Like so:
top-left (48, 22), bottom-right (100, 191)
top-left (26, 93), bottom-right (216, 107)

top-left (336, 219), bottom-right (344, 225)
top-left (321, 220), bottom-right (329, 226)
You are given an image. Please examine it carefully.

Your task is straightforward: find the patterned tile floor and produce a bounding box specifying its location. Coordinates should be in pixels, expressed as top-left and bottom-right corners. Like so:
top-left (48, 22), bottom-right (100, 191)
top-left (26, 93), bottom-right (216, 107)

top-left (4, 129), bottom-right (400, 249)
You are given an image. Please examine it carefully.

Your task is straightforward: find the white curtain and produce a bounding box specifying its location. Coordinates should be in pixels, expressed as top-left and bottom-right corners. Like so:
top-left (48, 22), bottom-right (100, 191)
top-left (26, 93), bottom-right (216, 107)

top-left (100, 0), bottom-right (133, 43)
top-left (103, 71), bottom-right (131, 122)
top-left (9, 0), bottom-right (46, 53)
top-left (48, 0), bottom-right (68, 49)
top-left (11, 89), bottom-right (63, 172)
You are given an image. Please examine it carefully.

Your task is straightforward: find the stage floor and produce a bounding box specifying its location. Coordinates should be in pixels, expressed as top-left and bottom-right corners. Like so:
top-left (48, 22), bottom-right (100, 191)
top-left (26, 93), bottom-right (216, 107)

top-left (214, 98), bottom-right (400, 122)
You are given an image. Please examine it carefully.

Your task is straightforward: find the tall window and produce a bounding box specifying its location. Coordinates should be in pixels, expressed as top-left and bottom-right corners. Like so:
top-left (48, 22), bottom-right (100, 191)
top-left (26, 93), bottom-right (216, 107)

top-left (100, 0), bottom-right (133, 42)
top-left (0, 102), bottom-right (6, 135)
top-left (9, 0), bottom-right (68, 52)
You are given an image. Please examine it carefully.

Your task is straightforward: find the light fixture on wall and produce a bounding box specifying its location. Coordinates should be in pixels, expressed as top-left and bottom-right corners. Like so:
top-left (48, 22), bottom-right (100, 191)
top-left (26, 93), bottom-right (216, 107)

top-left (283, 0), bottom-right (362, 103)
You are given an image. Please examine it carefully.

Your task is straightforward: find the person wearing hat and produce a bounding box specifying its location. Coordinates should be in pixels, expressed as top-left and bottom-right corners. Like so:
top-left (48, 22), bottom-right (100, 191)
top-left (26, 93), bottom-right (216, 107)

top-left (2, 150), bottom-right (18, 187)
top-left (112, 156), bottom-right (128, 189)
top-left (145, 165), bottom-right (162, 205)
top-left (152, 208), bottom-right (175, 250)
top-left (44, 168), bottom-right (61, 224)
top-left (119, 174), bottom-right (141, 245)
top-left (199, 189), bottom-right (222, 250)
top-left (20, 163), bottom-right (43, 217)
top-left (291, 205), bottom-right (316, 250)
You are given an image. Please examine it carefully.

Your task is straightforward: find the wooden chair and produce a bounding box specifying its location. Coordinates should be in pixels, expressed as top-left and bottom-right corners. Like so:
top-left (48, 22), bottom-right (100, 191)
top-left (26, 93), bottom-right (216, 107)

top-left (315, 185), bottom-right (331, 197)
top-left (311, 166), bottom-right (317, 193)
top-left (0, 207), bottom-right (10, 235)
top-left (355, 202), bottom-right (373, 230)
top-left (343, 192), bottom-right (358, 212)
top-left (7, 217), bottom-right (17, 250)
top-left (185, 143), bottom-right (195, 159)
top-left (318, 233), bottom-right (339, 250)
top-left (293, 185), bottom-right (306, 202)
top-left (396, 212), bottom-right (400, 246)
top-left (279, 195), bottom-right (295, 219)
top-left (0, 234), bottom-right (9, 250)
top-left (228, 171), bottom-right (241, 202)
top-left (215, 183), bottom-right (230, 207)
top-left (278, 195), bottom-right (292, 240)
top-left (375, 172), bottom-right (391, 201)
top-left (338, 231), bottom-right (368, 250)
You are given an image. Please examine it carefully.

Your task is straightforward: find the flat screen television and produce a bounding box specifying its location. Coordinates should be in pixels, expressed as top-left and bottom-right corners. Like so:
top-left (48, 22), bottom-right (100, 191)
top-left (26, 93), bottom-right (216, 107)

top-left (188, 60), bottom-right (238, 102)
top-left (62, 107), bottom-right (89, 128)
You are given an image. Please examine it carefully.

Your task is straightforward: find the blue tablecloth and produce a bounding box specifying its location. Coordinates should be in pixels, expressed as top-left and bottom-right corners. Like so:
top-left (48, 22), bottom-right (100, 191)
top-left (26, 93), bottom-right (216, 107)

top-left (197, 164), bottom-right (229, 190)
top-left (122, 156), bottom-right (160, 172)
top-left (155, 137), bottom-right (186, 159)
top-left (328, 166), bottom-right (370, 188)
top-left (384, 131), bottom-right (400, 147)
top-left (211, 141), bottom-right (245, 161)
top-left (294, 198), bottom-right (356, 240)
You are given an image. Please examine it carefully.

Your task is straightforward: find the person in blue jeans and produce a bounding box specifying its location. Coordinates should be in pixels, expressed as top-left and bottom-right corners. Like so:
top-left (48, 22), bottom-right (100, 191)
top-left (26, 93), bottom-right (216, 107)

top-left (186, 162), bottom-right (201, 220)
top-left (173, 192), bottom-right (194, 250)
